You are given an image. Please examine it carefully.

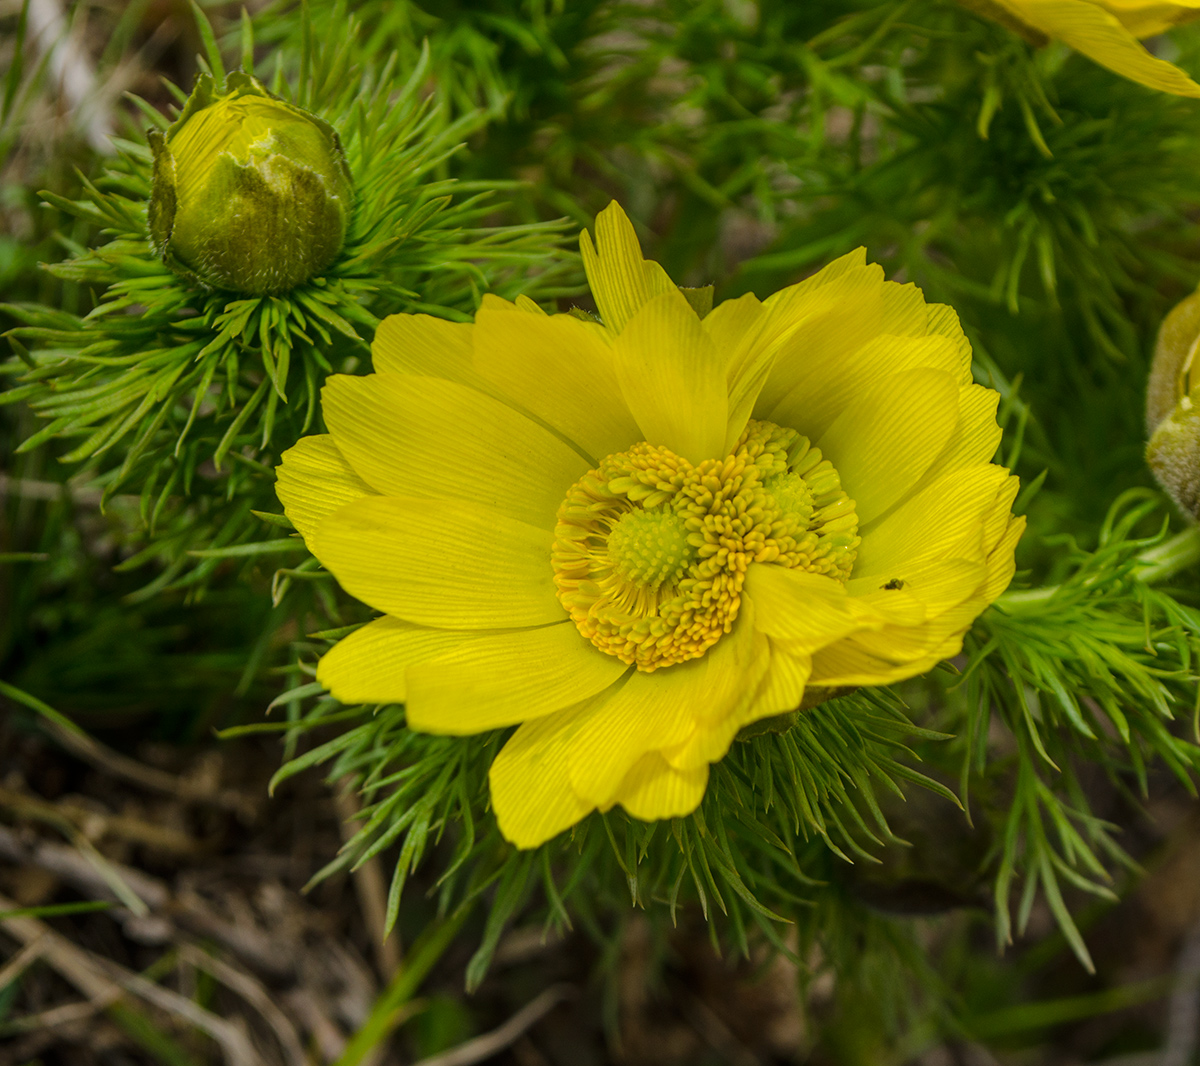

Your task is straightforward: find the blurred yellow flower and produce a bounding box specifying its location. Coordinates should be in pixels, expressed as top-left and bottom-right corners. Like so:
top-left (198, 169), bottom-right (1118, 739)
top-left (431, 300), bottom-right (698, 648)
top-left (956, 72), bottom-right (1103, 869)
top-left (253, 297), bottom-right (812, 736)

top-left (276, 203), bottom-right (1023, 849)
top-left (964, 0), bottom-right (1200, 95)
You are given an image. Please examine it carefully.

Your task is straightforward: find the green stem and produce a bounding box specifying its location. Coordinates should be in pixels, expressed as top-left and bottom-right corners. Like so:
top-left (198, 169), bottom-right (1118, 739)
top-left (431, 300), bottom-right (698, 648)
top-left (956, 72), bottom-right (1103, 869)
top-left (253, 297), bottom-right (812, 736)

top-left (332, 902), bottom-right (473, 1066)
top-left (1134, 523), bottom-right (1200, 584)
top-left (998, 525), bottom-right (1200, 610)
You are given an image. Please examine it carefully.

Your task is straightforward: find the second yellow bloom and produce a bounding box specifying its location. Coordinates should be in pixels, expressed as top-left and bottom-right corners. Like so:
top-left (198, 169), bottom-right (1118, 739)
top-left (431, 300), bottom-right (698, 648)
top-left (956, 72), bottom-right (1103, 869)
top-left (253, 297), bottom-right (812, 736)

top-left (965, 0), bottom-right (1200, 95)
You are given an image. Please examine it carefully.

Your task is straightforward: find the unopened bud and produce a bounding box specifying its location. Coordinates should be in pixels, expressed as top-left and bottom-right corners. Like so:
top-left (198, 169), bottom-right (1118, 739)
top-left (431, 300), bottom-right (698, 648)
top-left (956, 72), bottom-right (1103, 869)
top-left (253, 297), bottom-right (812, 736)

top-left (148, 73), bottom-right (352, 295)
top-left (1147, 286), bottom-right (1200, 518)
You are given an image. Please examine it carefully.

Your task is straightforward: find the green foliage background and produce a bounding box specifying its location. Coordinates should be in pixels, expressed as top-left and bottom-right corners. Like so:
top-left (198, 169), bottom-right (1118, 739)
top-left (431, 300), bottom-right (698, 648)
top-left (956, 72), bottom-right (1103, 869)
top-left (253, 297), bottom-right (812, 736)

top-left (7, 0), bottom-right (1200, 1061)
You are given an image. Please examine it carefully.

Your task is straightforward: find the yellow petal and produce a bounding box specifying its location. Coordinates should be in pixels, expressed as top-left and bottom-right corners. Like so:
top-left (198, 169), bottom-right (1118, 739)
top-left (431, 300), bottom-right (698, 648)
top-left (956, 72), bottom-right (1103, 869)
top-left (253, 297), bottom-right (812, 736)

top-left (317, 615), bottom-right (473, 704)
top-left (612, 290), bottom-right (727, 464)
top-left (755, 261), bottom-right (889, 416)
top-left (926, 303), bottom-right (973, 366)
top-left (850, 557), bottom-right (987, 618)
top-left (817, 367), bottom-right (960, 525)
top-left (276, 434), bottom-right (376, 548)
top-left (478, 292), bottom-right (548, 316)
top-left (1098, 0), bottom-right (1200, 38)
top-left (769, 333), bottom-right (965, 443)
top-left (877, 280), bottom-right (937, 337)
top-left (1006, 0), bottom-right (1200, 95)
top-left (567, 654), bottom-right (729, 807)
top-left (982, 475), bottom-right (1021, 549)
top-left (744, 565), bottom-right (885, 651)
top-left (758, 247), bottom-right (873, 316)
top-left (982, 515), bottom-right (1026, 602)
top-left (765, 275), bottom-right (934, 392)
top-left (728, 259), bottom-right (929, 448)
top-left (931, 385), bottom-right (1004, 476)
top-left (811, 522), bottom-right (1023, 687)
top-left (807, 596), bottom-right (992, 685)
top-left (808, 638), bottom-right (905, 687)
top-left (656, 602), bottom-right (777, 770)
top-left (313, 496), bottom-right (560, 627)
top-left (692, 596), bottom-right (772, 723)
top-left (785, 246), bottom-right (870, 291)
top-left (322, 374), bottom-right (586, 529)
top-left (809, 635), bottom-right (950, 688)
top-left (579, 201), bottom-right (677, 334)
top-left (759, 270), bottom-right (973, 429)
top-left (702, 293), bottom-right (775, 452)
top-left (843, 601), bottom-right (982, 665)
top-left (869, 385), bottom-right (1001, 530)
top-left (613, 751), bottom-right (708, 823)
top-left (372, 313), bottom-right (478, 382)
top-left (854, 464), bottom-right (1012, 581)
top-left (472, 307), bottom-right (640, 463)
top-left (704, 292), bottom-right (764, 356)
top-left (490, 705), bottom-right (596, 848)
top-left (746, 643), bottom-right (814, 725)
top-left (666, 640), bottom-right (815, 771)
top-left (406, 623), bottom-right (627, 733)
top-left (851, 586), bottom-right (929, 626)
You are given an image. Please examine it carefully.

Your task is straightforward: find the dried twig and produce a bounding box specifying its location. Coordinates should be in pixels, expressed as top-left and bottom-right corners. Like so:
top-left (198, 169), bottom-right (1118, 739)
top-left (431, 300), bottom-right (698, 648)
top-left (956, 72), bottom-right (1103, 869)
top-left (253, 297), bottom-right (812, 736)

top-left (0, 996), bottom-right (111, 1035)
top-left (0, 902), bottom-right (129, 1037)
top-left (283, 987), bottom-right (349, 1062)
top-left (683, 996), bottom-right (763, 1066)
top-left (0, 677), bottom-right (254, 816)
top-left (34, 712), bottom-right (253, 816)
top-left (414, 985), bottom-right (574, 1066)
top-left (1162, 914), bottom-right (1200, 1066)
top-left (174, 887), bottom-right (295, 981)
top-left (25, 0), bottom-right (113, 151)
top-left (99, 958), bottom-right (261, 1066)
top-left (0, 473), bottom-right (103, 505)
top-left (0, 936), bottom-right (45, 994)
top-left (0, 891), bottom-right (260, 1066)
top-left (0, 782), bottom-right (202, 855)
top-left (0, 827), bottom-right (292, 978)
top-left (179, 943), bottom-right (306, 1066)
top-left (0, 824), bottom-right (167, 911)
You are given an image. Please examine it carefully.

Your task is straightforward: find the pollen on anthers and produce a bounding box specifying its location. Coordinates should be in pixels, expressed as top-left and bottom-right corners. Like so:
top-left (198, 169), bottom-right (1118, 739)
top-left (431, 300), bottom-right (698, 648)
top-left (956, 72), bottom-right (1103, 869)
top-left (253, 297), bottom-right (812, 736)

top-left (551, 419), bottom-right (861, 671)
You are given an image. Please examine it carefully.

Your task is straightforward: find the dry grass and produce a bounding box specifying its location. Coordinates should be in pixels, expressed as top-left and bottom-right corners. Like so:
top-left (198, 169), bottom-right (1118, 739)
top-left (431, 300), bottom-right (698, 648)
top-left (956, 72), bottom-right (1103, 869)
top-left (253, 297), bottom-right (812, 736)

top-left (0, 711), bottom-right (822, 1065)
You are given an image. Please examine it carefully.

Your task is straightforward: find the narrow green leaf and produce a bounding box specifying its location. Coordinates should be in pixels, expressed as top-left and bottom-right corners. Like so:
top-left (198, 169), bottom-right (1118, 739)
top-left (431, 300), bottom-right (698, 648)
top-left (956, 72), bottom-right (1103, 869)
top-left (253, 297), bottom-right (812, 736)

top-left (0, 900), bottom-right (112, 921)
top-left (186, 538), bottom-right (304, 559)
top-left (189, 0), bottom-right (226, 86)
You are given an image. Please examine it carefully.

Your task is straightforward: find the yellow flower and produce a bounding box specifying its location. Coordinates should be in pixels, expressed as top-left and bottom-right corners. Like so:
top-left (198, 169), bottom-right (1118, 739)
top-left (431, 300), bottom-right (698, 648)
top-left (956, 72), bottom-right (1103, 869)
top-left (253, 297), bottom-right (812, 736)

top-left (962, 0), bottom-right (1200, 95)
top-left (276, 203), bottom-right (1024, 849)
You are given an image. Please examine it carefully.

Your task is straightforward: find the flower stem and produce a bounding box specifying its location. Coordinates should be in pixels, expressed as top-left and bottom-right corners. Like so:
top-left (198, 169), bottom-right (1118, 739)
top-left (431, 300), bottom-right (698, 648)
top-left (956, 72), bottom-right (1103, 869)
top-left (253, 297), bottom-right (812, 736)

top-left (998, 525), bottom-right (1200, 610)
top-left (1135, 524), bottom-right (1200, 584)
top-left (333, 901), bottom-right (473, 1066)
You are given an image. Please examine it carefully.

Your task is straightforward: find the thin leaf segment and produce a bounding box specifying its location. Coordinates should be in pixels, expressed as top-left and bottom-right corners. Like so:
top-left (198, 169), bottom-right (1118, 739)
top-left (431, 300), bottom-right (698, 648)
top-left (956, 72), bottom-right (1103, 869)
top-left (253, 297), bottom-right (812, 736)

top-left (553, 422), bottom-right (859, 671)
top-left (278, 202), bottom-right (1024, 848)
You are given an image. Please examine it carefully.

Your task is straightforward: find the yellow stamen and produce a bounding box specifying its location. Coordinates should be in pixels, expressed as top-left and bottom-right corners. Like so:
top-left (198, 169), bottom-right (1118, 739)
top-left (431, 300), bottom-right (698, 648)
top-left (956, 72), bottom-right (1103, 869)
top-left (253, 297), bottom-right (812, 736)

top-left (552, 419), bottom-right (860, 671)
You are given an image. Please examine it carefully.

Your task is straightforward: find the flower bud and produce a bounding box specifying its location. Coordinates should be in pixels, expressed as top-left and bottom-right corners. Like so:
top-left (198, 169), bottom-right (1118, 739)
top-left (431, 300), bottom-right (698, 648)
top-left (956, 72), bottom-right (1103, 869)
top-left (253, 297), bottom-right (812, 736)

top-left (148, 73), bottom-right (352, 295)
top-left (1146, 286), bottom-right (1200, 518)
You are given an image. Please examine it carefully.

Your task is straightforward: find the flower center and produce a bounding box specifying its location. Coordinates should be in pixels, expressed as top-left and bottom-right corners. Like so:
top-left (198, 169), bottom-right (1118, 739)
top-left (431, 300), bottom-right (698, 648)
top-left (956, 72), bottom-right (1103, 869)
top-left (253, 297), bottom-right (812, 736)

top-left (606, 508), bottom-right (697, 589)
top-left (551, 419), bottom-right (860, 671)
